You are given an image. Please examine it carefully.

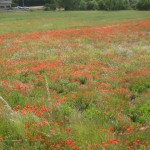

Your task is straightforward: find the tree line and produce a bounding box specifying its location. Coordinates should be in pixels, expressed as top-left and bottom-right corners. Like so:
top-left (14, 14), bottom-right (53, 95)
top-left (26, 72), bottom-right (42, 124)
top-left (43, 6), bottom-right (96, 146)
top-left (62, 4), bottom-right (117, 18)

top-left (12, 0), bottom-right (150, 10)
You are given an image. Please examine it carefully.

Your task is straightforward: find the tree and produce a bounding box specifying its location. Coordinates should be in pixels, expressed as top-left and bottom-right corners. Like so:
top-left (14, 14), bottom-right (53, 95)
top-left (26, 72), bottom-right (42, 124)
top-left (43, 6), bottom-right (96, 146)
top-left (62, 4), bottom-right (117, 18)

top-left (54, 0), bottom-right (79, 10)
top-left (86, 0), bottom-right (99, 10)
top-left (12, 0), bottom-right (55, 6)
top-left (44, 3), bottom-right (56, 10)
top-left (13, 0), bottom-right (149, 11)
top-left (98, 0), bottom-right (129, 10)
top-left (136, 0), bottom-right (150, 10)
top-left (79, 0), bottom-right (87, 10)
top-left (98, 0), bottom-right (106, 10)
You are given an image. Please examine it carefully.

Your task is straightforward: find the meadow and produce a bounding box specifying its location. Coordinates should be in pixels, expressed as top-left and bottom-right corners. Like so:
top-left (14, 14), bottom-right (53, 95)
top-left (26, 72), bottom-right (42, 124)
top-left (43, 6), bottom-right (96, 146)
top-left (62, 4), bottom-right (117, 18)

top-left (0, 10), bottom-right (150, 150)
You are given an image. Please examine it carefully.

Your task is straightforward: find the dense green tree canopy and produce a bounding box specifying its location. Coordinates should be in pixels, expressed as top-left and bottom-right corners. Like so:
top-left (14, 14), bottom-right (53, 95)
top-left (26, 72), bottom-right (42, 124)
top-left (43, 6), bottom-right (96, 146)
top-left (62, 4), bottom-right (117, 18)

top-left (13, 0), bottom-right (54, 6)
top-left (12, 0), bottom-right (150, 10)
top-left (54, 0), bottom-right (80, 10)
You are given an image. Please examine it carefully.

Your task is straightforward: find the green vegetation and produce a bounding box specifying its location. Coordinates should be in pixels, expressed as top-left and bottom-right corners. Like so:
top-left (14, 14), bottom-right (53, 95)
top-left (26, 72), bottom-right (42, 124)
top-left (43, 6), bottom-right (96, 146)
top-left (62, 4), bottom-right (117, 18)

top-left (12, 0), bottom-right (150, 10)
top-left (136, 0), bottom-right (150, 10)
top-left (0, 11), bottom-right (150, 33)
top-left (0, 11), bottom-right (150, 149)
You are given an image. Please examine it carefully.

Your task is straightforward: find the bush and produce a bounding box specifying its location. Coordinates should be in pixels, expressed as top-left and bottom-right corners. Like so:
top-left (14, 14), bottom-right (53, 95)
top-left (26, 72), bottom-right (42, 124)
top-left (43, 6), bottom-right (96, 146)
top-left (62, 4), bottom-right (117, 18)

top-left (98, 0), bottom-right (130, 10)
top-left (136, 0), bottom-right (150, 10)
top-left (44, 3), bottom-right (50, 11)
top-left (79, 0), bottom-right (87, 10)
top-left (87, 0), bottom-right (99, 10)
top-left (11, 3), bottom-right (18, 7)
top-left (49, 80), bottom-right (79, 94)
top-left (98, 0), bottom-right (106, 10)
top-left (49, 4), bottom-right (57, 10)
top-left (44, 3), bottom-right (56, 11)
top-left (129, 1), bottom-right (137, 10)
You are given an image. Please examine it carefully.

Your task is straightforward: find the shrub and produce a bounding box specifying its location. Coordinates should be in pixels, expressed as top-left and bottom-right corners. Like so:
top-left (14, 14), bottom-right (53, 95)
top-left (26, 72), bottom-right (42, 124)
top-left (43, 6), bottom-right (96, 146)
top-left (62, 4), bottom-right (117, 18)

top-left (11, 3), bottom-right (18, 7)
top-left (87, 0), bottom-right (99, 10)
top-left (83, 107), bottom-right (101, 120)
top-left (59, 104), bottom-right (74, 116)
top-left (44, 3), bottom-right (56, 11)
top-left (129, 1), bottom-right (137, 9)
top-left (44, 3), bottom-right (50, 11)
top-left (136, 0), bottom-right (150, 10)
top-left (49, 4), bottom-right (57, 10)
top-left (49, 80), bottom-right (79, 94)
top-left (79, 0), bottom-right (87, 10)
top-left (129, 103), bottom-right (150, 123)
top-left (98, 0), bottom-right (130, 10)
top-left (98, 0), bottom-right (106, 10)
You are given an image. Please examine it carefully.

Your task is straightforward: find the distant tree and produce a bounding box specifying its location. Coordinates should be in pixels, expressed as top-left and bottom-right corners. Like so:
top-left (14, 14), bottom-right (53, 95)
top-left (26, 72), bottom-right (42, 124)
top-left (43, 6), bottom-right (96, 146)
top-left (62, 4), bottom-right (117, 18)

top-left (86, 0), bottom-right (99, 10)
top-left (12, 0), bottom-right (19, 6)
top-left (12, 0), bottom-right (55, 6)
top-left (136, 0), bottom-right (150, 10)
top-left (98, 0), bottom-right (106, 10)
top-left (98, 0), bottom-right (129, 10)
top-left (44, 3), bottom-right (56, 10)
top-left (79, 0), bottom-right (87, 10)
top-left (129, 0), bottom-right (137, 9)
top-left (54, 0), bottom-right (79, 10)
top-left (13, 0), bottom-right (149, 11)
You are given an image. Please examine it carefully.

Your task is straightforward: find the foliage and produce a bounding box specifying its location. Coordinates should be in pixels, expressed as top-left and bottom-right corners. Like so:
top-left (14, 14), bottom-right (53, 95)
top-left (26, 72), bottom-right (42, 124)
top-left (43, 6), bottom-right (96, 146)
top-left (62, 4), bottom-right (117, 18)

top-left (11, 3), bottom-right (18, 7)
top-left (44, 3), bottom-right (56, 11)
top-left (79, 0), bottom-right (87, 10)
top-left (54, 0), bottom-right (80, 10)
top-left (136, 0), bottom-right (150, 10)
top-left (98, 0), bottom-right (130, 10)
top-left (12, 0), bottom-right (150, 10)
top-left (0, 11), bottom-right (150, 150)
top-left (86, 0), bottom-right (99, 10)
top-left (12, 0), bottom-right (55, 6)
top-left (98, 0), bottom-right (106, 10)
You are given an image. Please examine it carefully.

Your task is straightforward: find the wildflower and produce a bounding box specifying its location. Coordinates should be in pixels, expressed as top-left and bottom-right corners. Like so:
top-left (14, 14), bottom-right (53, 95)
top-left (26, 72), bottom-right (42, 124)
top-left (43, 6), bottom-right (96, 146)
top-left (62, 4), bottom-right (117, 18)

top-left (126, 126), bottom-right (135, 132)
top-left (66, 138), bottom-right (73, 147)
top-left (55, 144), bottom-right (60, 148)
top-left (72, 146), bottom-right (79, 150)
top-left (102, 142), bottom-right (108, 148)
top-left (133, 140), bottom-right (140, 146)
top-left (0, 136), bottom-right (3, 141)
top-left (107, 139), bottom-right (120, 145)
top-left (21, 146), bottom-right (26, 150)
top-left (127, 146), bottom-right (131, 150)
top-left (66, 128), bottom-right (71, 134)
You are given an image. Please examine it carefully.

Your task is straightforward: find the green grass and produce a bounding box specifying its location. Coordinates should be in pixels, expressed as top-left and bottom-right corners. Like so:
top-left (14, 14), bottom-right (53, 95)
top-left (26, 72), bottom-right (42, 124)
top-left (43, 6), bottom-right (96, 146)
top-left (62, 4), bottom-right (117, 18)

top-left (0, 10), bottom-right (150, 33)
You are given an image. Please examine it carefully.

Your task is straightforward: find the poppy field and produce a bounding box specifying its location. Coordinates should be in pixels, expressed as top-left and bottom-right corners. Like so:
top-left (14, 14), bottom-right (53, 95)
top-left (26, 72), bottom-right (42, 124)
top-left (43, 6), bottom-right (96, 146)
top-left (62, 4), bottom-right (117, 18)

top-left (0, 11), bottom-right (150, 150)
